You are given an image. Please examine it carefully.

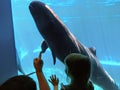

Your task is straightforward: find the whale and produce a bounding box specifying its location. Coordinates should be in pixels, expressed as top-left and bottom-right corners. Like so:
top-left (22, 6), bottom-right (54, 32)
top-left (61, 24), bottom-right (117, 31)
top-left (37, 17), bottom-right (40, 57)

top-left (29, 1), bottom-right (119, 90)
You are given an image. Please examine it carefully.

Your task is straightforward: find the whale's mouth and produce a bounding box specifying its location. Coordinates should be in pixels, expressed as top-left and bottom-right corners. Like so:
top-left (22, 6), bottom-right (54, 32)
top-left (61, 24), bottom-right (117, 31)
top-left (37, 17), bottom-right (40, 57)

top-left (29, 5), bottom-right (33, 10)
top-left (29, 5), bottom-right (34, 12)
top-left (29, 4), bottom-right (37, 15)
top-left (29, 1), bottom-right (46, 11)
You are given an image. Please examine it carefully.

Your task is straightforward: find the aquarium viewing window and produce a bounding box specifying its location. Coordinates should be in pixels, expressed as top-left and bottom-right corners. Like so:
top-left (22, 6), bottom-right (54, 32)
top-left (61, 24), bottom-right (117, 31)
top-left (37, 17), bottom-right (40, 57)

top-left (11, 0), bottom-right (120, 90)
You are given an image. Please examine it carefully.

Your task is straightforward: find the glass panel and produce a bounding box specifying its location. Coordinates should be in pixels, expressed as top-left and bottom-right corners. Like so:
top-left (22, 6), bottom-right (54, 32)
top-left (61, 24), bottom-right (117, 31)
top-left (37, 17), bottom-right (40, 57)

top-left (11, 0), bottom-right (120, 90)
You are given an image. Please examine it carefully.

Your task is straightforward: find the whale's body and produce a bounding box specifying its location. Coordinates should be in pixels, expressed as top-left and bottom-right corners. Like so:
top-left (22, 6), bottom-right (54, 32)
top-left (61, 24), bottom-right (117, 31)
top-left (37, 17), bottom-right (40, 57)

top-left (29, 1), bottom-right (119, 90)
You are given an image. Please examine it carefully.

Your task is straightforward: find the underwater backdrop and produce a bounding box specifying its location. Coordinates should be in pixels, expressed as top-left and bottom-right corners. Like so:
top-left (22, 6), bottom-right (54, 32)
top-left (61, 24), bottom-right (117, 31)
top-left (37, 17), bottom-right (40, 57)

top-left (11, 0), bottom-right (120, 90)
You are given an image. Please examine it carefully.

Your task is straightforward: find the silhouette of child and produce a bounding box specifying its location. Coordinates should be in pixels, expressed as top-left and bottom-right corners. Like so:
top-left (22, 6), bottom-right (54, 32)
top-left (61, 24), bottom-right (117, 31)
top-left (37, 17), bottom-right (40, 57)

top-left (49, 53), bottom-right (94, 90)
top-left (0, 75), bottom-right (36, 90)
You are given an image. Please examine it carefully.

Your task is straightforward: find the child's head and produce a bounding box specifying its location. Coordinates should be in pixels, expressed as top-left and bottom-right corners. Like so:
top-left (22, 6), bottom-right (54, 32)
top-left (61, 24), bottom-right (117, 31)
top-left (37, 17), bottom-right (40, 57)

top-left (0, 75), bottom-right (36, 90)
top-left (64, 53), bottom-right (91, 83)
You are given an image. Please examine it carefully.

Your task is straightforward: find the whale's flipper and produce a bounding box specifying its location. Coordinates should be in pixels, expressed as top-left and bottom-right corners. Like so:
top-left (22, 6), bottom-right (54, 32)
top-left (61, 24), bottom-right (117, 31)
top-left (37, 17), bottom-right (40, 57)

top-left (41, 40), bottom-right (48, 53)
top-left (41, 40), bottom-right (56, 64)
top-left (89, 47), bottom-right (96, 56)
top-left (51, 48), bottom-right (56, 65)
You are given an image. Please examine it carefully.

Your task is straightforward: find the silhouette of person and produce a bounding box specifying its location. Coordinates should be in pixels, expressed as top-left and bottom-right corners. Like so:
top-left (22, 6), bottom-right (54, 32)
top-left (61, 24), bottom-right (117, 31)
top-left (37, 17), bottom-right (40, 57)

top-left (0, 56), bottom-right (50, 90)
top-left (0, 75), bottom-right (36, 90)
top-left (49, 53), bottom-right (94, 90)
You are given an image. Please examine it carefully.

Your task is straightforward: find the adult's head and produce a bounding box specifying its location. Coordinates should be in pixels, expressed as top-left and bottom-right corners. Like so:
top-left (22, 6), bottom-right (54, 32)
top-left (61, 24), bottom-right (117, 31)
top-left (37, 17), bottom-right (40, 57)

top-left (64, 53), bottom-right (91, 84)
top-left (0, 75), bottom-right (36, 90)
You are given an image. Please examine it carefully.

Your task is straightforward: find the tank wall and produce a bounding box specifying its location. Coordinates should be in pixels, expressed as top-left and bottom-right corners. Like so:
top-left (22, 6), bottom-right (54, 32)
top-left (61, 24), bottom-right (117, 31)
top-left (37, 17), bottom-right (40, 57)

top-left (0, 0), bottom-right (17, 85)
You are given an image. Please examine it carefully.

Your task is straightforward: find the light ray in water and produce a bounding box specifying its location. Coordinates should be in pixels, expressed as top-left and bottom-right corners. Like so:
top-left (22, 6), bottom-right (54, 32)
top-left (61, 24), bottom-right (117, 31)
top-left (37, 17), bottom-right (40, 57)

top-left (100, 60), bottom-right (120, 66)
top-left (33, 46), bottom-right (50, 53)
top-left (33, 46), bottom-right (41, 53)
top-left (18, 48), bottom-right (28, 60)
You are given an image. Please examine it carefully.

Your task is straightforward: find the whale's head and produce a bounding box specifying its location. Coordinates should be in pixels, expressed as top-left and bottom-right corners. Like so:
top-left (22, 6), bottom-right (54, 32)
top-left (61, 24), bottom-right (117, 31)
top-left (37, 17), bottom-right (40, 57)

top-left (29, 1), bottom-right (57, 32)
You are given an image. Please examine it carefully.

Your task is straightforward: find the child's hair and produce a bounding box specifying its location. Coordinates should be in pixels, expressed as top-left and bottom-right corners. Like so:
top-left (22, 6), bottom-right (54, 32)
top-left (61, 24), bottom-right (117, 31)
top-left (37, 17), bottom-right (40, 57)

top-left (0, 75), bottom-right (36, 90)
top-left (64, 53), bottom-right (91, 83)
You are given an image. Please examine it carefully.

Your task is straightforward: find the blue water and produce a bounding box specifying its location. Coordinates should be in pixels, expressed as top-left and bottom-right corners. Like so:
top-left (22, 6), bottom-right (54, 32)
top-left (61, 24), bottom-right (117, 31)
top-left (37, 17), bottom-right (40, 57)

top-left (11, 0), bottom-right (120, 90)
